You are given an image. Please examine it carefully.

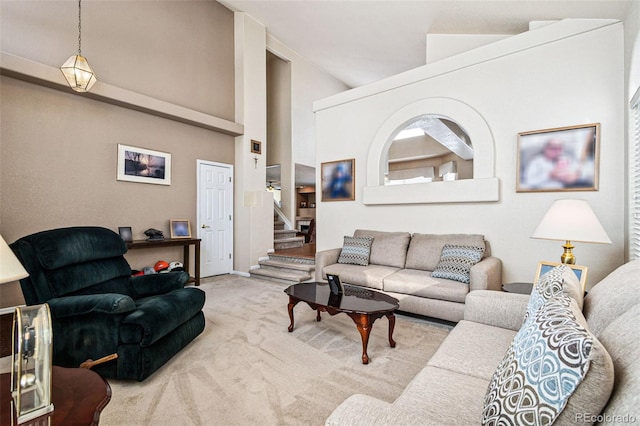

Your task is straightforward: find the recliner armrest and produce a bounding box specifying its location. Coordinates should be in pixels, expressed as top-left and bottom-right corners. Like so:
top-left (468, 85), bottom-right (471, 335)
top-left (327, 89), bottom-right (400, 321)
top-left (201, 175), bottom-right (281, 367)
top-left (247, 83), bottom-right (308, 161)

top-left (314, 248), bottom-right (342, 281)
top-left (128, 271), bottom-right (189, 297)
top-left (464, 290), bottom-right (530, 331)
top-left (47, 293), bottom-right (136, 318)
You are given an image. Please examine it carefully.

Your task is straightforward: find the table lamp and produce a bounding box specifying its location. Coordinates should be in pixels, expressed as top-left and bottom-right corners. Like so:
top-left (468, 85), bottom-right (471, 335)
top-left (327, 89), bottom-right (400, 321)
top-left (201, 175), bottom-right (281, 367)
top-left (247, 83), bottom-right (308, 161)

top-left (1, 234), bottom-right (54, 424)
top-left (531, 199), bottom-right (611, 264)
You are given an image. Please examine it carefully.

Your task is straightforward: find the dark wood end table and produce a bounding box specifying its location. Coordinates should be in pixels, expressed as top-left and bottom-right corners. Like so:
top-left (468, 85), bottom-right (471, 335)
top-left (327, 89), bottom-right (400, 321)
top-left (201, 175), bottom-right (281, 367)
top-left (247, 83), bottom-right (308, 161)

top-left (285, 282), bottom-right (399, 364)
top-left (501, 282), bottom-right (534, 294)
top-left (1, 366), bottom-right (111, 426)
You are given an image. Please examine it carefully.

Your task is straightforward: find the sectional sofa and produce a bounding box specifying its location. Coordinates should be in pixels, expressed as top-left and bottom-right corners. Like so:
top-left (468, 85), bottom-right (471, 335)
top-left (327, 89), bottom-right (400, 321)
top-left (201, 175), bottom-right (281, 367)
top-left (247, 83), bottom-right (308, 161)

top-left (326, 260), bottom-right (640, 425)
top-left (315, 229), bottom-right (502, 322)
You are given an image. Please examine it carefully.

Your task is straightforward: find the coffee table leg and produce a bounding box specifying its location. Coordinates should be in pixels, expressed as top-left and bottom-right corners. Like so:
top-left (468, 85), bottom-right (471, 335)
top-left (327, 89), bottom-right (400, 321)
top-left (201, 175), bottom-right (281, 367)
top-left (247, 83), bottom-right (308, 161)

top-left (349, 313), bottom-right (372, 364)
top-left (386, 313), bottom-right (396, 348)
top-left (288, 298), bottom-right (299, 332)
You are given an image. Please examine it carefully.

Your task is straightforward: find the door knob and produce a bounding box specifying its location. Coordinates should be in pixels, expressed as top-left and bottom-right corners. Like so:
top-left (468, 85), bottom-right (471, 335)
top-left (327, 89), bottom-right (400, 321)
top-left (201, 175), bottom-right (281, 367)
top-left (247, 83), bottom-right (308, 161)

top-left (201, 224), bottom-right (210, 228)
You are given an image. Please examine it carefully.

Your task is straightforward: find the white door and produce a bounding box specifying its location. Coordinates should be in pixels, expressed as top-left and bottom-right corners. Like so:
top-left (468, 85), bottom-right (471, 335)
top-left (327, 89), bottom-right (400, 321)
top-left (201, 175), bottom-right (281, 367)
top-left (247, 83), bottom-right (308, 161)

top-left (197, 161), bottom-right (233, 276)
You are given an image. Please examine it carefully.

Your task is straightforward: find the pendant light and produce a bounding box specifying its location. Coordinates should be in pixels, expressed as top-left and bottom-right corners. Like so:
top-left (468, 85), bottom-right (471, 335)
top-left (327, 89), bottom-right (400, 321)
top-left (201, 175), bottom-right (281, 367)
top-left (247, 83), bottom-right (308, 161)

top-left (60, 0), bottom-right (97, 92)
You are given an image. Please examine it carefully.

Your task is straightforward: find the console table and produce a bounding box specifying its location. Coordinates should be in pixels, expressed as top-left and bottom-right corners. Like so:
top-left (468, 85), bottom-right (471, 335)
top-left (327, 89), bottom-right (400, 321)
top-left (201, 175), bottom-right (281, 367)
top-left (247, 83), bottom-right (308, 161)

top-left (126, 238), bottom-right (201, 286)
top-left (0, 366), bottom-right (111, 426)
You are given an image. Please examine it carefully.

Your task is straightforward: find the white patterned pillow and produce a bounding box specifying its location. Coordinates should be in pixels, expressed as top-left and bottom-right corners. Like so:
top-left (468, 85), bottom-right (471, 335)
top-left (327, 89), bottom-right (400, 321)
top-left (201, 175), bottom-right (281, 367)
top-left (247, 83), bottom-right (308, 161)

top-left (338, 236), bottom-right (373, 266)
top-left (431, 244), bottom-right (484, 284)
top-left (482, 293), bottom-right (594, 425)
top-left (524, 264), bottom-right (585, 324)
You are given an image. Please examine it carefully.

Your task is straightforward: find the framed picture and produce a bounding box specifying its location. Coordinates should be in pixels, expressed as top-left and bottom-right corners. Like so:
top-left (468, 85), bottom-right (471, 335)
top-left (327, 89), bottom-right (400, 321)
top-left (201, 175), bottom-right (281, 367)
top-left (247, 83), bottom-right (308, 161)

top-left (534, 261), bottom-right (588, 291)
top-left (250, 140), bottom-right (262, 154)
top-left (118, 226), bottom-right (133, 242)
top-left (170, 219), bottom-right (191, 239)
top-left (516, 123), bottom-right (599, 192)
top-left (117, 144), bottom-right (171, 185)
top-left (321, 159), bottom-right (355, 201)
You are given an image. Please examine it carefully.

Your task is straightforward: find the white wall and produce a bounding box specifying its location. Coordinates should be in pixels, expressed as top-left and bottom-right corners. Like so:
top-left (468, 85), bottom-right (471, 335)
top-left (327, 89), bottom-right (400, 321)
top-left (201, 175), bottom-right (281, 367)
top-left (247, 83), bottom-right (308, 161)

top-left (233, 12), bottom-right (272, 272)
top-left (314, 20), bottom-right (625, 289)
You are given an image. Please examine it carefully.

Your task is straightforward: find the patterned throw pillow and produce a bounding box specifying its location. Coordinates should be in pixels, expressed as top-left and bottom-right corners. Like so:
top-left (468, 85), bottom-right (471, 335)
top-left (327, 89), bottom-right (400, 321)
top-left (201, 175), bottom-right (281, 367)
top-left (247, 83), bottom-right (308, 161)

top-left (337, 236), bottom-right (374, 266)
top-left (524, 264), bottom-right (585, 324)
top-left (482, 293), bottom-right (593, 426)
top-left (431, 244), bottom-right (484, 284)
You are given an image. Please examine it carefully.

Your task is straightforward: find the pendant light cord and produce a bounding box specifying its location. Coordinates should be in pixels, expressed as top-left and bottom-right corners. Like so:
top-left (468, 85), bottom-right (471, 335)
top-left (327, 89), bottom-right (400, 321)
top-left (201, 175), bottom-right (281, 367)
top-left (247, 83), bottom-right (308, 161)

top-left (77, 0), bottom-right (82, 55)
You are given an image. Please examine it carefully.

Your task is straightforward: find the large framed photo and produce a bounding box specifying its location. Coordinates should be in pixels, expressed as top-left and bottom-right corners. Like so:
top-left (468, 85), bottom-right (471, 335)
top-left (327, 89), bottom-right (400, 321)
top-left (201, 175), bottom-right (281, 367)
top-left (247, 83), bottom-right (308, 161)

top-left (117, 144), bottom-right (171, 185)
top-left (517, 123), bottom-right (599, 192)
top-left (534, 261), bottom-right (588, 291)
top-left (321, 159), bottom-right (355, 201)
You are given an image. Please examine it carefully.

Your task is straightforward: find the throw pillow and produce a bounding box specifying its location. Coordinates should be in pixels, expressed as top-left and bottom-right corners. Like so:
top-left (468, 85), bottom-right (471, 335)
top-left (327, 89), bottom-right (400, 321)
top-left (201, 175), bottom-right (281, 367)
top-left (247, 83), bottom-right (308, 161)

top-left (482, 293), bottom-right (603, 426)
top-left (431, 244), bottom-right (484, 284)
top-left (524, 265), bottom-right (585, 324)
top-left (337, 236), bottom-right (374, 266)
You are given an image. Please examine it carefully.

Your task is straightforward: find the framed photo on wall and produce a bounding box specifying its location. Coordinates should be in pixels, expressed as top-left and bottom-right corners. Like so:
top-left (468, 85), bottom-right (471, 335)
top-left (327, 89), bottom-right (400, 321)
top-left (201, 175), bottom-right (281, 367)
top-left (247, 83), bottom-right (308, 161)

top-left (170, 219), bottom-right (191, 239)
top-left (250, 140), bottom-right (262, 154)
top-left (117, 144), bottom-right (171, 185)
top-left (321, 158), bottom-right (355, 201)
top-left (516, 123), bottom-right (599, 192)
top-left (534, 260), bottom-right (588, 291)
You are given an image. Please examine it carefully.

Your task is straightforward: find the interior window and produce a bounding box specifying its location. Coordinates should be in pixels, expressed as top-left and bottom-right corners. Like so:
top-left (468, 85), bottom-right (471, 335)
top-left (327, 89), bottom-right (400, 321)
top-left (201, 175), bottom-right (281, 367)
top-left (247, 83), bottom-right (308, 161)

top-left (384, 115), bottom-right (473, 185)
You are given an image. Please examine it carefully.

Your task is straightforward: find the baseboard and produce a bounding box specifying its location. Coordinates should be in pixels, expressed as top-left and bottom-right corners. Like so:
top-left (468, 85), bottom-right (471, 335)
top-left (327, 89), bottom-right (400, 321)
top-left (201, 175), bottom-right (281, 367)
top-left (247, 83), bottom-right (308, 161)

top-left (231, 270), bottom-right (250, 277)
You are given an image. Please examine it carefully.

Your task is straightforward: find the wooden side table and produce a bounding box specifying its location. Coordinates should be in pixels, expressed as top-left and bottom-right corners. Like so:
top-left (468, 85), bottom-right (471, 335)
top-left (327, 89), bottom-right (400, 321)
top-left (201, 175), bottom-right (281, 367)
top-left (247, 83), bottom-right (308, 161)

top-left (126, 238), bottom-right (201, 285)
top-left (1, 366), bottom-right (111, 426)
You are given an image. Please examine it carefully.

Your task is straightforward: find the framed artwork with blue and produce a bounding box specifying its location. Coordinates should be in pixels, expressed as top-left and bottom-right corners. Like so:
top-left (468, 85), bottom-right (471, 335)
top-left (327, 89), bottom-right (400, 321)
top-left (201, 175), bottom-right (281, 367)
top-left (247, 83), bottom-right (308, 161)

top-left (534, 260), bottom-right (588, 291)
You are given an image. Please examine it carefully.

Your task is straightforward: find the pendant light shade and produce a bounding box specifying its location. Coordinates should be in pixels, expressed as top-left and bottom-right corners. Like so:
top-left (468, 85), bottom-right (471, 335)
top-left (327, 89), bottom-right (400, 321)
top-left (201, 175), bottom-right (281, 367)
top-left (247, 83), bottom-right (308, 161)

top-left (60, 54), bottom-right (97, 92)
top-left (60, 0), bottom-right (97, 92)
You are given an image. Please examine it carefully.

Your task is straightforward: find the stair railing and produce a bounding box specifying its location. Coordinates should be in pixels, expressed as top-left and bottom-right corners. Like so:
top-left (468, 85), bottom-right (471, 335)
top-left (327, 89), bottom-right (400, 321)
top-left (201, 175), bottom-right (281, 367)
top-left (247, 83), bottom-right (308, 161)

top-left (274, 200), bottom-right (295, 231)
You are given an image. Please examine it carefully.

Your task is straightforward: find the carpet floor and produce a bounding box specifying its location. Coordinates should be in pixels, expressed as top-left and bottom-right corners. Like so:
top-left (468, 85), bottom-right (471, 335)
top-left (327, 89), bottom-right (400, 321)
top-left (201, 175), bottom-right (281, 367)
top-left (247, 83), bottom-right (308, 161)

top-left (99, 275), bottom-right (451, 426)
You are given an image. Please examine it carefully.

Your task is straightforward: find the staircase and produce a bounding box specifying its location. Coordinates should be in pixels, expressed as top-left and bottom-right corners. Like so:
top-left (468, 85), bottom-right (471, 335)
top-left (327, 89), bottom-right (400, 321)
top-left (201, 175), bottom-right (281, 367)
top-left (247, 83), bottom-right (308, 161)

top-left (250, 214), bottom-right (314, 284)
top-left (250, 253), bottom-right (315, 284)
top-left (273, 218), bottom-right (304, 251)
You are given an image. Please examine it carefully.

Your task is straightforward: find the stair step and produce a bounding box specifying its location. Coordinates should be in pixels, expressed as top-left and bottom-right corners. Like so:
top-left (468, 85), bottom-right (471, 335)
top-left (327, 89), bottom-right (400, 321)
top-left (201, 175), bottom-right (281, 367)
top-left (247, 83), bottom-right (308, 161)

top-left (274, 229), bottom-right (298, 237)
top-left (274, 237), bottom-right (304, 250)
top-left (268, 254), bottom-right (315, 265)
top-left (250, 267), bottom-right (312, 284)
top-left (274, 222), bottom-right (285, 230)
top-left (259, 259), bottom-right (315, 273)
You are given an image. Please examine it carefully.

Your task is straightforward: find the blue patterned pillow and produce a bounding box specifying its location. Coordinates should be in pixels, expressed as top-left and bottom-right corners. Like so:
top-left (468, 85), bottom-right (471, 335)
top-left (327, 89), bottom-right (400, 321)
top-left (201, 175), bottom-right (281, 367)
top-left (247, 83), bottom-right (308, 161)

top-left (431, 244), bottom-right (484, 284)
top-left (482, 293), bottom-right (593, 425)
top-left (338, 236), bottom-right (373, 266)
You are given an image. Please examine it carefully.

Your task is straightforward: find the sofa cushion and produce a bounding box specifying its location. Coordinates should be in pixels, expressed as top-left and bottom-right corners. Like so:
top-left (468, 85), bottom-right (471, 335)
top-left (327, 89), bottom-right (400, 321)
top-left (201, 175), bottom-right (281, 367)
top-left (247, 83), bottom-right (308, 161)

top-left (584, 259), bottom-right (640, 336)
top-left (482, 293), bottom-right (613, 426)
top-left (427, 320), bottom-right (516, 382)
top-left (322, 263), bottom-right (399, 290)
top-left (337, 235), bottom-right (373, 266)
top-left (405, 233), bottom-right (485, 271)
top-left (395, 365), bottom-right (489, 425)
top-left (353, 229), bottom-right (411, 268)
top-left (431, 244), bottom-right (484, 284)
top-left (383, 269), bottom-right (469, 303)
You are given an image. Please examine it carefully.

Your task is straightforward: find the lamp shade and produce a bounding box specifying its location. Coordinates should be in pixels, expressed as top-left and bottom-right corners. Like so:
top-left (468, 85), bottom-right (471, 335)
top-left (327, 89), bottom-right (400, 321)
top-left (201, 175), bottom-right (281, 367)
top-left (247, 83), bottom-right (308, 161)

top-left (0, 235), bottom-right (28, 284)
top-left (531, 199), bottom-right (611, 244)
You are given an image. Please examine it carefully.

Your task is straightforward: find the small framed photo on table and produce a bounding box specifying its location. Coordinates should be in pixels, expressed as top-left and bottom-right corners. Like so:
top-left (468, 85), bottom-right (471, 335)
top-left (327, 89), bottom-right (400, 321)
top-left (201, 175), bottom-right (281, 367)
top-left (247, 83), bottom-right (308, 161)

top-left (534, 261), bottom-right (588, 291)
top-left (170, 220), bottom-right (191, 239)
top-left (118, 226), bottom-right (133, 242)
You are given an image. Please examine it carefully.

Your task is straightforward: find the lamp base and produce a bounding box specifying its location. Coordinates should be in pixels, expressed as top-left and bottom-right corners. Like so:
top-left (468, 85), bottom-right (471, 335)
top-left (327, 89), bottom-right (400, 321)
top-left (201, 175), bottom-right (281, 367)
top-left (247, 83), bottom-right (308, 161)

top-left (561, 240), bottom-right (576, 264)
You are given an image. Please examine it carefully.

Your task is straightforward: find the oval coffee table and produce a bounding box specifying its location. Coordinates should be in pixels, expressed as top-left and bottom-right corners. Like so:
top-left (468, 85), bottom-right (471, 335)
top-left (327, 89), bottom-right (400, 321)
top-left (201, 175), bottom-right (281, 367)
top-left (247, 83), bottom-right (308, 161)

top-left (284, 282), bottom-right (399, 364)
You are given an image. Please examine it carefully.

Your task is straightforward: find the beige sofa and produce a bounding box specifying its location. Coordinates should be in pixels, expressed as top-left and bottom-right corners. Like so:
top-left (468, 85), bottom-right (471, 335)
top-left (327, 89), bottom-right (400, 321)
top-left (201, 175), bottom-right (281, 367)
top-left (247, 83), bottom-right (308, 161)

top-left (326, 260), bottom-right (640, 425)
top-left (315, 230), bottom-right (502, 322)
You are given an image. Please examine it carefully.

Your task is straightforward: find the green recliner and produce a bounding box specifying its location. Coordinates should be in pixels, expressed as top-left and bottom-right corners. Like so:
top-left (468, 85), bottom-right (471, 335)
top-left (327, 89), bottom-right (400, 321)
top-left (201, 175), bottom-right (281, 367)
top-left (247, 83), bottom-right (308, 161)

top-left (10, 226), bottom-right (206, 381)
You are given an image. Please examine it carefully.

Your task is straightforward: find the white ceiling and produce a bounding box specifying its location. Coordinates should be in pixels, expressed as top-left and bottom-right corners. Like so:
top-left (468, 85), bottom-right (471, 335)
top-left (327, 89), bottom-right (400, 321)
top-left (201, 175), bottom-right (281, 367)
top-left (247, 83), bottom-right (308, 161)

top-left (221, 0), bottom-right (633, 88)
